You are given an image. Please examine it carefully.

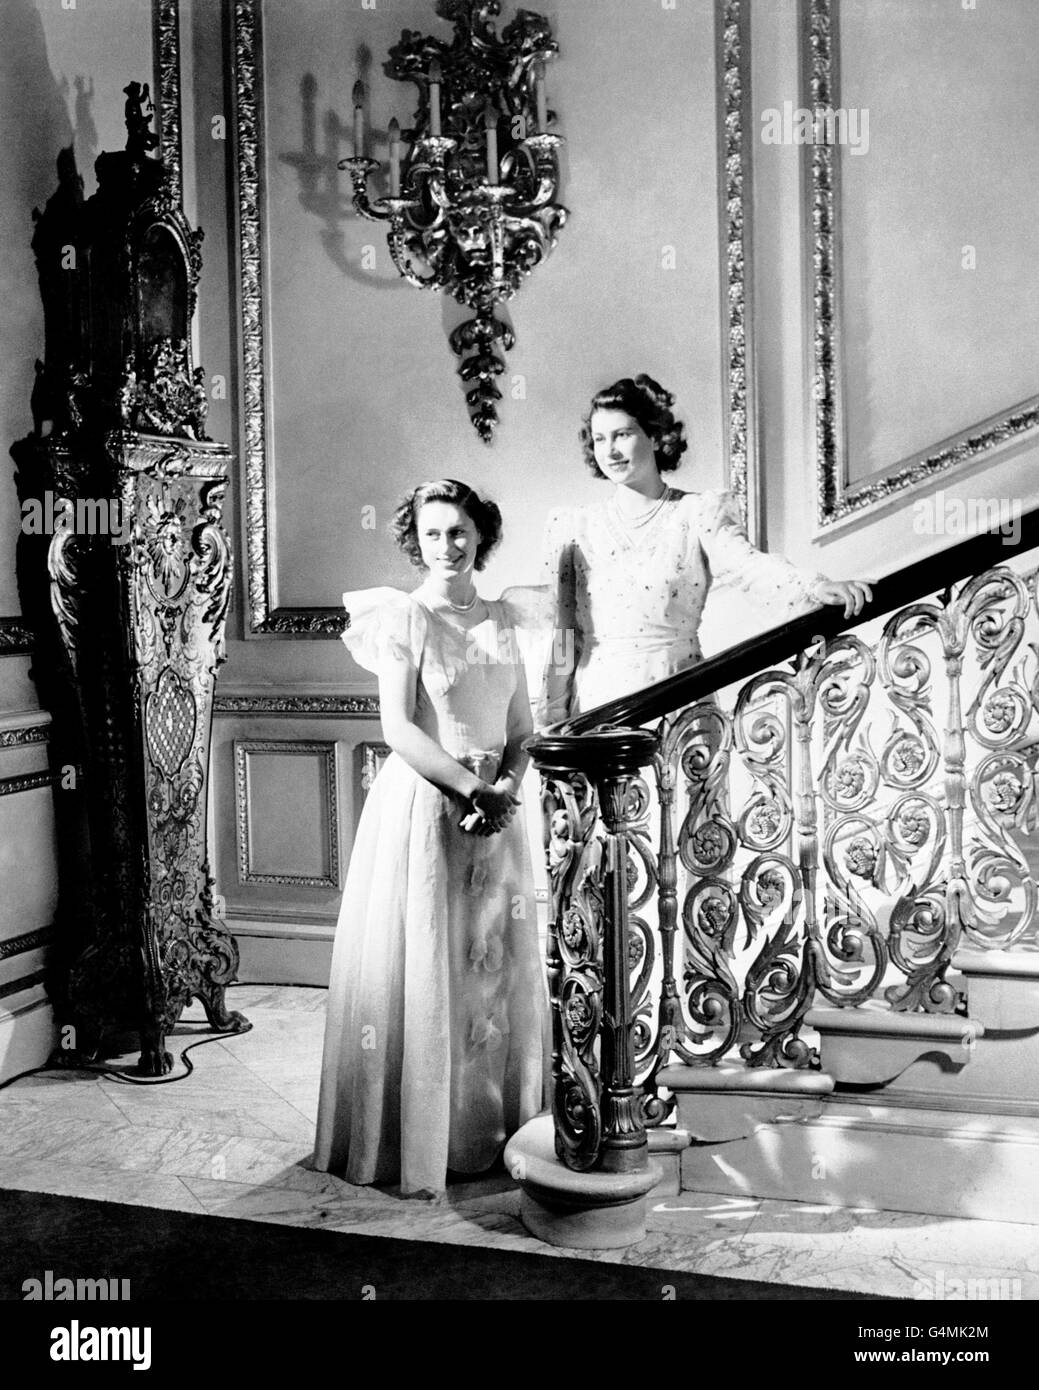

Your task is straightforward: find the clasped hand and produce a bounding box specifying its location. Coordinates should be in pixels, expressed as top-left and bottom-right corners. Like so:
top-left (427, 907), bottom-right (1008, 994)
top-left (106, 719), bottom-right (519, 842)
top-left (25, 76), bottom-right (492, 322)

top-left (459, 781), bottom-right (521, 837)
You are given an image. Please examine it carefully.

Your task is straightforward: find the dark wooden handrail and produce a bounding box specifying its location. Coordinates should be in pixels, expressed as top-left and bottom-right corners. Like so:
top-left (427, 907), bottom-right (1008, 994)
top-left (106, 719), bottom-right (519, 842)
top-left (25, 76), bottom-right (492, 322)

top-left (554, 503), bottom-right (1039, 736)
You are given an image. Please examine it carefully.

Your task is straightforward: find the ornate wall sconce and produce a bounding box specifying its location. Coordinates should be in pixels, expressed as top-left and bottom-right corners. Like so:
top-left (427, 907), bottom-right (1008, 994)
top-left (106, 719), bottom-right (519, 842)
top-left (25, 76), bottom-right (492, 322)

top-left (342, 0), bottom-right (568, 444)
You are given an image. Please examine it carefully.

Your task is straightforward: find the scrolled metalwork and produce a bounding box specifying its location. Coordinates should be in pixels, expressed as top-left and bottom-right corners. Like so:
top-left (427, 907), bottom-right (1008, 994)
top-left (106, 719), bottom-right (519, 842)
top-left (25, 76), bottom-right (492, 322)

top-left (816, 814), bottom-right (888, 1007)
top-left (542, 772), bottom-right (603, 1171)
top-left (538, 559), bottom-right (1039, 1143)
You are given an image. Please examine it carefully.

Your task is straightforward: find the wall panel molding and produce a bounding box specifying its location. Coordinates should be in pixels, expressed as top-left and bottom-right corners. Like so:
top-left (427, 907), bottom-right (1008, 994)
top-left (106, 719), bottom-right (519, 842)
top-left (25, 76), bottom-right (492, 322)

top-left (234, 738), bottom-right (341, 888)
top-left (802, 0), bottom-right (1039, 529)
top-left (0, 621), bottom-right (34, 658)
top-left (0, 770), bottom-right (62, 798)
top-left (227, 0), bottom-right (759, 631)
top-left (0, 927), bottom-right (54, 962)
top-left (154, 0), bottom-right (183, 200)
top-left (216, 693), bottom-right (379, 717)
top-left (718, 0), bottom-right (758, 540)
top-left (0, 969), bottom-right (48, 1001)
top-left (360, 741), bottom-right (390, 799)
top-left (0, 724), bottom-right (49, 749)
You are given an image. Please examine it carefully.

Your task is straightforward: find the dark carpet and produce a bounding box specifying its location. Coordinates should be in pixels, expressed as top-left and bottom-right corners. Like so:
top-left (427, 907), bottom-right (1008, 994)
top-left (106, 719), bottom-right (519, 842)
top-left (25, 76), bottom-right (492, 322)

top-left (0, 1187), bottom-right (885, 1300)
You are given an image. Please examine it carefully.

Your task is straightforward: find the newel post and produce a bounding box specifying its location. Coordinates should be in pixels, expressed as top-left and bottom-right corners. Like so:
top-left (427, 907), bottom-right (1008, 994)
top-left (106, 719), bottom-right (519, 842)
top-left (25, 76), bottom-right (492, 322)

top-left (503, 728), bottom-right (664, 1248)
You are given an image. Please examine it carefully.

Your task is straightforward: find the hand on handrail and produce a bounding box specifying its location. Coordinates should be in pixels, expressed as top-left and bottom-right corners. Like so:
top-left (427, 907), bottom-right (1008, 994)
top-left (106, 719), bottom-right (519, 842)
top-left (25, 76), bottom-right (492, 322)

top-left (813, 578), bottom-right (875, 620)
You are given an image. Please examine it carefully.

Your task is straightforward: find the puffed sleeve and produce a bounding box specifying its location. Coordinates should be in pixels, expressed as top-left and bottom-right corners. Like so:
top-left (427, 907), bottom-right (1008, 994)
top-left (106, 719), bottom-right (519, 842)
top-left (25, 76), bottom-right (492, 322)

top-left (536, 506), bottom-right (581, 729)
top-left (697, 490), bottom-right (828, 618)
top-left (340, 587), bottom-right (427, 675)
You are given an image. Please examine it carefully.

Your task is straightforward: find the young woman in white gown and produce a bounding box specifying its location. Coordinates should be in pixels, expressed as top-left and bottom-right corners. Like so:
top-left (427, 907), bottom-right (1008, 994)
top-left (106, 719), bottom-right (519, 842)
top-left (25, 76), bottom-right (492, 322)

top-left (314, 480), bottom-right (548, 1198)
top-left (534, 376), bottom-right (873, 1074)
top-left (540, 374), bottom-right (872, 722)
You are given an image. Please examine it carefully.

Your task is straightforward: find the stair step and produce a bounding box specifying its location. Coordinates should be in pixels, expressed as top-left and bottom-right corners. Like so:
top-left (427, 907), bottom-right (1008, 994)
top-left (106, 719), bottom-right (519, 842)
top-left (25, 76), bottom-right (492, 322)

top-left (659, 1062), bottom-right (834, 1142)
top-left (805, 1004), bottom-right (982, 1084)
top-left (956, 946), bottom-right (1039, 1030)
top-left (677, 1095), bottom-right (1039, 1225)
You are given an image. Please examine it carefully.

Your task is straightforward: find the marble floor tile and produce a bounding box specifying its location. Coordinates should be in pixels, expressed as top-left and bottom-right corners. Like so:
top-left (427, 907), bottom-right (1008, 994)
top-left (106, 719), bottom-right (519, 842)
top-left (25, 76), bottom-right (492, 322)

top-left (0, 1078), bottom-right (130, 1125)
top-left (730, 1198), bottom-right (1039, 1298)
top-left (99, 1092), bottom-right (316, 1144)
top-left (738, 1248), bottom-right (926, 1299)
top-left (647, 1193), bottom-right (763, 1239)
top-left (4, 982), bottom-right (1037, 1299)
top-left (0, 1157), bottom-right (205, 1213)
top-left (448, 1187), bottom-right (522, 1217)
top-left (180, 1174), bottom-right (401, 1229)
top-left (203, 986), bottom-right (327, 1014)
top-left (748, 1199), bottom-right (1038, 1269)
top-left (0, 1114), bottom-right (137, 1163)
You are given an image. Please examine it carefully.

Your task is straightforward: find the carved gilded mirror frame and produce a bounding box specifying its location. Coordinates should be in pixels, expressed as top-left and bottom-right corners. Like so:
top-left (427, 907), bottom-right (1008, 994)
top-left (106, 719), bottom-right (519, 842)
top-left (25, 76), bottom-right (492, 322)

top-left (226, 0), bottom-right (760, 637)
top-left (803, 0), bottom-right (1039, 529)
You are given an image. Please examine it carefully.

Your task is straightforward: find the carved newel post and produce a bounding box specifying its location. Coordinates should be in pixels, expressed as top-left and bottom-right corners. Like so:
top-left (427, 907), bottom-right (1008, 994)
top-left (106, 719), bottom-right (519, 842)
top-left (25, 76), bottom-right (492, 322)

top-left (504, 728), bottom-right (664, 1248)
top-left (12, 85), bottom-right (247, 1074)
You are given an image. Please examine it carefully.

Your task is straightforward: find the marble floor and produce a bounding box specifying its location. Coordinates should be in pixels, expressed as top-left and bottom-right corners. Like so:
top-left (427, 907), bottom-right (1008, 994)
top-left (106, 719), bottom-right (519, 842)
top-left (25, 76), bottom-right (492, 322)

top-left (1, 984), bottom-right (1037, 1301)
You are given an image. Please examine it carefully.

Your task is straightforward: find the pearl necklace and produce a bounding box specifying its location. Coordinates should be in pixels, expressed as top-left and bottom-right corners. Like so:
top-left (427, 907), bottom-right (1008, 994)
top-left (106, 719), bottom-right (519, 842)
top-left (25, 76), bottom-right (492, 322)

top-left (611, 486), bottom-right (671, 530)
top-left (420, 581), bottom-right (479, 613)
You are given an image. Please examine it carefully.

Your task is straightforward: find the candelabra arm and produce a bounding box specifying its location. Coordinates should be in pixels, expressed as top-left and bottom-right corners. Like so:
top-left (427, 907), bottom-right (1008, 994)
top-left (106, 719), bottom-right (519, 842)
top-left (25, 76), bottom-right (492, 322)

top-left (424, 173), bottom-right (454, 214)
top-left (339, 156), bottom-right (394, 223)
top-left (350, 3), bottom-right (568, 443)
top-left (518, 135), bottom-right (564, 208)
top-left (386, 217), bottom-right (449, 290)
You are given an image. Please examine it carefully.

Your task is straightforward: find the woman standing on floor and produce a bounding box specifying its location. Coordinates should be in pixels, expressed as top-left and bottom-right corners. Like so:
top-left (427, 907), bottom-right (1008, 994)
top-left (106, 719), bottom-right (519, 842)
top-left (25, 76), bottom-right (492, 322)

top-left (539, 374), bottom-right (872, 724)
top-left (314, 480), bottom-right (548, 1199)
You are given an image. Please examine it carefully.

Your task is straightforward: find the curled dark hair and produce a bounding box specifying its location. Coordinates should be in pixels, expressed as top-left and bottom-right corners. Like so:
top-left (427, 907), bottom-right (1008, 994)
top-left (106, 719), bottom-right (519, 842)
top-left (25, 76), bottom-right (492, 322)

top-left (390, 479), bottom-right (503, 571)
top-left (579, 373), bottom-right (688, 479)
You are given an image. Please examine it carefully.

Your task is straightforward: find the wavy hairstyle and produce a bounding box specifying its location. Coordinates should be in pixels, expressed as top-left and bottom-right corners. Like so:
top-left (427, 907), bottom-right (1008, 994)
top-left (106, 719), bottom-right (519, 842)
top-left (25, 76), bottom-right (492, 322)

top-left (579, 373), bottom-right (689, 479)
top-left (390, 479), bottom-right (503, 571)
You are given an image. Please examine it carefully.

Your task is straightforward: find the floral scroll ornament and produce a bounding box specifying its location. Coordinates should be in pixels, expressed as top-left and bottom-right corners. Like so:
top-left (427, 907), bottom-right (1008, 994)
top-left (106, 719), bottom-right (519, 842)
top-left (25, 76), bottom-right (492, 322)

top-left (896, 800), bottom-right (931, 848)
top-left (747, 799), bottom-right (782, 843)
top-left (987, 770), bottom-right (1025, 816)
top-left (982, 689), bottom-right (1017, 736)
top-left (843, 834), bottom-right (878, 881)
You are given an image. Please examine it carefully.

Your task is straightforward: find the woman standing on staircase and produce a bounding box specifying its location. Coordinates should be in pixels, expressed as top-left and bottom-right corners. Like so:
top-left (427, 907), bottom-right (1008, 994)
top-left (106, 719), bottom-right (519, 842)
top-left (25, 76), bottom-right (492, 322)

top-left (314, 480), bottom-right (548, 1199)
top-left (539, 374), bottom-right (872, 724)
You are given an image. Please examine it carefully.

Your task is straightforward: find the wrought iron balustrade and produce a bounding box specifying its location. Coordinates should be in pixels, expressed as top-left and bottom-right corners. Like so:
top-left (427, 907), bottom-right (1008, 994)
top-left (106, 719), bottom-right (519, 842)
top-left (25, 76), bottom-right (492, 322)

top-left (528, 507), bottom-right (1039, 1172)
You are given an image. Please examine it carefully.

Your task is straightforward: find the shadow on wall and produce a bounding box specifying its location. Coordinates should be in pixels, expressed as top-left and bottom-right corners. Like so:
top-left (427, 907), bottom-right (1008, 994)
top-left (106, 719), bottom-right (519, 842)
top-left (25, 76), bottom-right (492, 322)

top-left (2, 2), bottom-right (100, 1027)
top-left (0, 0), bottom-right (83, 457)
top-left (280, 61), bottom-right (414, 294)
top-left (278, 62), bottom-right (525, 442)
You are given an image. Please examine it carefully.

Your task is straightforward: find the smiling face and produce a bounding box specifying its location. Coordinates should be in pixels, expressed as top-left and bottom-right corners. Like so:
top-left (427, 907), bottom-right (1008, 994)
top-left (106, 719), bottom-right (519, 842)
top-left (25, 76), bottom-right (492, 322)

top-left (589, 409), bottom-right (661, 491)
top-left (415, 500), bottom-right (480, 582)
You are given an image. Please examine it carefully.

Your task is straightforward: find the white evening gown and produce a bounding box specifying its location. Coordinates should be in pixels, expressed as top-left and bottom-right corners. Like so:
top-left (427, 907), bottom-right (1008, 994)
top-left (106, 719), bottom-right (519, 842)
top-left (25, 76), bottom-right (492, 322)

top-left (313, 589), bottom-right (549, 1195)
top-left (533, 488), bottom-right (829, 1069)
top-left (540, 488), bottom-right (828, 720)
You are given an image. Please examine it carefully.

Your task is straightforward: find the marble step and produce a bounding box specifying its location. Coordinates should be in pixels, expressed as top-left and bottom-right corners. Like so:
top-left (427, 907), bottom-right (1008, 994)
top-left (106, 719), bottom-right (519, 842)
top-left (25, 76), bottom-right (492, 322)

top-left (805, 1003), bottom-right (983, 1085)
top-left (675, 1094), bottom-right (1039, 1225)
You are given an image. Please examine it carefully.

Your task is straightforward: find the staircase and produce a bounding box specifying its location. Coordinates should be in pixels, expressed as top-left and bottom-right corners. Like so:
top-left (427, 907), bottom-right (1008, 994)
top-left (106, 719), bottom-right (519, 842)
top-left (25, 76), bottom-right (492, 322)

top-left (509, 509), bottom-right (1039, 1243)
top-left (660, 946), bottom-right (1039, 1224)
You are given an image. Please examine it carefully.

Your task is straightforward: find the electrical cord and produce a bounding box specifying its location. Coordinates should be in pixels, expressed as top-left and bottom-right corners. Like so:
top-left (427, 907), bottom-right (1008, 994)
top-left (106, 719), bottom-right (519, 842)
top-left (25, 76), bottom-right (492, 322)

top-left (0, 980), bottom-right (297, 1092)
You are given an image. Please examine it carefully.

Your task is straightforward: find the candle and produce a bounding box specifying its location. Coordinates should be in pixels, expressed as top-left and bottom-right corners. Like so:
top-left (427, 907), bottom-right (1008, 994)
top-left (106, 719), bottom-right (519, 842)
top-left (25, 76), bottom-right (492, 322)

top-left (429, 57), bottom-right (442, 138)
top-left (352, 80), bottom-right (365, 156)
top-left (483, 102), bottom-right (498, 184)
top-left (535, 60), bottom-right (547, 133)
top-left (388, 117), bottom-right (401, 196)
